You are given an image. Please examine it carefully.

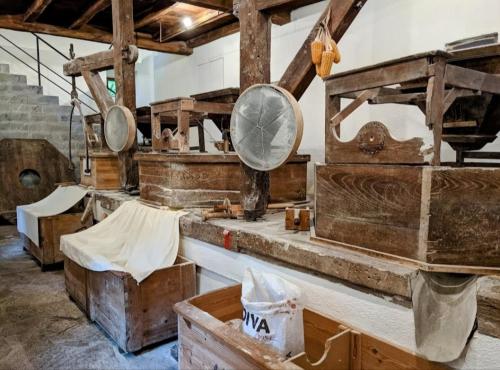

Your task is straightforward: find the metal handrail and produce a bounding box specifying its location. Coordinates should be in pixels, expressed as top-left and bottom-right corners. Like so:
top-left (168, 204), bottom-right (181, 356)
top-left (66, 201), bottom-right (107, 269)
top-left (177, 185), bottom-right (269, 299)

top-left (0, 44), bottom-right (97, 113)
top-left (31, 33), bottom-right (70, 61)
top-left (0, 32), bottom-right (98, 113)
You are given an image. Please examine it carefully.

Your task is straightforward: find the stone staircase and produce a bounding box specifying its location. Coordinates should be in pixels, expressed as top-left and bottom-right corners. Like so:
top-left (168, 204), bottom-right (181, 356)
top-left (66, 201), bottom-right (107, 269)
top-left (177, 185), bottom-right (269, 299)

top-left (0, 63), bottom-right (84, 172)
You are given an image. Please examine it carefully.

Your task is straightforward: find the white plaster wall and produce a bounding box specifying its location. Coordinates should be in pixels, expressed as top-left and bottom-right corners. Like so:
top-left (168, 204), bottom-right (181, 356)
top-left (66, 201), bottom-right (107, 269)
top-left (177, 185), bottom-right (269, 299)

top-left (180, 236), bottom-right (500, 370)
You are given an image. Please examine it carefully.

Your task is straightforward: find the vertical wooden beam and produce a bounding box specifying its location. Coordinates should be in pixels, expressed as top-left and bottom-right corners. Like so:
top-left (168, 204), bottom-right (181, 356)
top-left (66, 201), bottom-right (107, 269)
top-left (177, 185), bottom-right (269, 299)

top-left (178, 110), bottom-right (191, 153)
top-left (112, 0), bottom-right (138, 190)
top-left (426, 59), bottom-right (446, 166)
top-left (325, 94), bottom-right (340, 163)
top-left (239, 0), bottom-right (271, 221)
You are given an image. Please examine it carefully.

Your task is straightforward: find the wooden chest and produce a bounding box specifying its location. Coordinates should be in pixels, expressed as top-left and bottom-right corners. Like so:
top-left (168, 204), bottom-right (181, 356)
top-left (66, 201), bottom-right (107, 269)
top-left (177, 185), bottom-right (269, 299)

top-left (64, 256), bottom-right (196, 353)
top-left (174, 285), bottom-right (445, 370)
top-left (135, 153), bottom-right (310, 208)
top-left (80, 152), bottom-right (121, 190)
top-left (22, 212), bottom-right (90, 270)
top-left (314, 163), bottom-right (500, 271)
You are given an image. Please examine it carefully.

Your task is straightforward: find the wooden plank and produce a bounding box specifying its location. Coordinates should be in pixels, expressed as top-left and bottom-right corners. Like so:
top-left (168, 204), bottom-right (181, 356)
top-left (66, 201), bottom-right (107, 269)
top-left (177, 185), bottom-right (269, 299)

top-left (23, 0), bottom-right (53, 22)
top-left (325, 95), bottom-right (340, 163)
top-left (426, 59), bottom-right (446, 165)
top-left (178, 0), bottom-right (233, 11)
top-left (63, 50), bottom-right (114, 77)
top-left (326, 57), bottom-right (431, 96)
top-left (0, 15), bottom-right (192, 55)
top-left (278, 0), bottom-right (367, 100)
top-left (256, 0), bottom-right (322, 11)
top-left (69, 0), bottom-right (111, 29)
top-left (239, 0), bottom-right (271, 220)
top-left (81, 69), bottom-right (114, 117)
top-left (157, 9), bottom-right (222, 41)
top-left (328, 121), bottom-right (428, 165)
top-left (330, 88), bottom-right (380, 127)
top-left (187, 21), bottom-right (239, 48)
top-left (477, 276), bottom-right (500, 339)
top-left (445, 64), bottom-right (500, 94)
top-left (315, 164), bottom-right (423, 260)
top-left (64, 256), bottom-right (89, 314)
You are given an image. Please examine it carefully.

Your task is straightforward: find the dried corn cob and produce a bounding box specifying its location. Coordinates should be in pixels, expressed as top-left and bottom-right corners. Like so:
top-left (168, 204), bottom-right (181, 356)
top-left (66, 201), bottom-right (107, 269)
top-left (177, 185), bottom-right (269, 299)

top-left (319, 50), bottom-right (335, 78)
top-left (311, 39), bottom-right (324, 65)
top-left (330, 39), bottom-right (341, 64)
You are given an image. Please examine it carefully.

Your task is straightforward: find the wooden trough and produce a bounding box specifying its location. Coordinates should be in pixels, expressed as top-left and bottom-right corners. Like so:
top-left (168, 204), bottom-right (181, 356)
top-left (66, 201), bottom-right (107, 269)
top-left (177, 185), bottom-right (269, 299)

top-left (22, 211), bottom-right (91, 270)
top-left (135, 153), bottom-right (310, 208)
top-left (65, 256), bottom-right (196, 352)
top-left (174, 285), bottom-right (445, 370)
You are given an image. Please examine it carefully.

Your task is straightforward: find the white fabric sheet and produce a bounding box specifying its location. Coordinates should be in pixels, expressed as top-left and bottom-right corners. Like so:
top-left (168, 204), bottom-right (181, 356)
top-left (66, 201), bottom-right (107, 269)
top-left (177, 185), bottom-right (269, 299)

top-left (60, 200), bottom-right (185, 283)
top-left (16, 185), bottom-right (88, 246)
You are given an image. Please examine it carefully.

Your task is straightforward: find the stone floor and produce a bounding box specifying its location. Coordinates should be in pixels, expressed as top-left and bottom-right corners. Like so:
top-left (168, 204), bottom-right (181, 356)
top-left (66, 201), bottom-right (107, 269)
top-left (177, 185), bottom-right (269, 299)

top-left (0, 225), bottom-right (177, 370)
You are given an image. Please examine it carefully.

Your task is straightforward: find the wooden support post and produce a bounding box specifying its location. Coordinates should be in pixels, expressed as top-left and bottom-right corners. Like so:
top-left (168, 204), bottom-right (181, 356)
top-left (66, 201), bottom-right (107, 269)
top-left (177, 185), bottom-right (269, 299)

top-left (325, 94), bottom-right (340, 163)
top-left (239, 0), bottom-right (271, 220)
top-left (426, 60), bottom-right (446, 166)
top-left (112, 0), bottom-right (138, 190)
top-left (178, 110), bottom-right (191, 153)
top-left (81, 69), bottom-right (114, 116)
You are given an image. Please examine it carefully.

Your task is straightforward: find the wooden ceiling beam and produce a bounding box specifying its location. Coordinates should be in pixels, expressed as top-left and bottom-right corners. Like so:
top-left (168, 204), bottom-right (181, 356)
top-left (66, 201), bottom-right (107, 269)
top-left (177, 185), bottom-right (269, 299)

top-left (256, 0), bottom-right (322, 12)
top-left (158, 11), bottom-right (223, 42)
top-left (135, 6), bottom-right (173, 30)
top-left (69, 0), bottom-right (111, 29)
top-left (23, 0), bottom-right (53, 22)
top-left (0, 15), bottom-right (192, 55)
top-left (178, 0), bottom-right (233, 11)
top-left (187, 20), bottom-right (239, 48)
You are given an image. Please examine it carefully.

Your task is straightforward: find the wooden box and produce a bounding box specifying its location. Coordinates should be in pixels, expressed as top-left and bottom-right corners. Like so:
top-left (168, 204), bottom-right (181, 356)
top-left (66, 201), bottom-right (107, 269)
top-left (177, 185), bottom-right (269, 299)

top-left (135, 153), bottom-right (310, 208)
top-left (314, 163), bottom-right (500, 271)
top-left (174, 285), bottom-right (444, 370)
top-left (64, 256), bottom-right (196, 352)
top-left (22, 212), bottom-right (90, 270)
top-left (80, 152), bottom-right (121, 190)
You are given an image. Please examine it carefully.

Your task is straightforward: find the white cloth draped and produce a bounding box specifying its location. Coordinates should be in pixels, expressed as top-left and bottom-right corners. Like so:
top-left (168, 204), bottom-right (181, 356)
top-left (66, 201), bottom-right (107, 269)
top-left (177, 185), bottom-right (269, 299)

top-left (60, 200), bottom-right (185, 283)
top-left (16, 185), bottom-right (88, 246)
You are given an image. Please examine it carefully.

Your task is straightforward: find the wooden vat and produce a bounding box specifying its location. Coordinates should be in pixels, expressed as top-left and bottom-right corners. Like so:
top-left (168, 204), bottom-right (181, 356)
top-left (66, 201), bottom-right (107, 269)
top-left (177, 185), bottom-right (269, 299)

top-left (174, 285), bottom-right (445, 370)
top-left (22, 212), bottom-right (90, 270)
top-left (79, 152), bottom-right (121, 190)
top-left (314, 163), bottom-right (500, 272)
top-left (135, 152), bottom-right (310, 207)
top-left (64, 256), bottom-right (196, 352)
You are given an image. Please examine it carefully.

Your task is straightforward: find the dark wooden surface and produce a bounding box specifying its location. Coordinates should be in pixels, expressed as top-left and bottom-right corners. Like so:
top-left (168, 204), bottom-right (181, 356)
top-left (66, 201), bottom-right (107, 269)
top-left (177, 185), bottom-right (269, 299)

top-left (0, 139), bottom-right (75, 214)
top-left (136, 153), bottom-right (309, 207)
top-left (315, 164), bottom-right (500, 268)
top-left (65, 256), bottom-right (196, 352)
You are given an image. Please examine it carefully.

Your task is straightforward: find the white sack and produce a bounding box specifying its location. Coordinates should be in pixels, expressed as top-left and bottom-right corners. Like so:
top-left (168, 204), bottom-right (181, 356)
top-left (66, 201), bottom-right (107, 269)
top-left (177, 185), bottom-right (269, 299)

top-left (241, 268), bottom-right (304, 359)
top-left (60, 200), bottom-right (185, 283)
top-left (16, 185), bottom-right (88, 246)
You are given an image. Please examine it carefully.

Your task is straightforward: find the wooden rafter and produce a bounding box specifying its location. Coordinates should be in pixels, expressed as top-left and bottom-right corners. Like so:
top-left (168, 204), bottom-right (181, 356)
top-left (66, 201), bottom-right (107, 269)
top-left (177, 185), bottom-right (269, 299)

top-left (0, 15), bottom-right (192, 55)
top-left (256, 0), bottom-right (321, 11)
top-left (178, 0), bottom-right (233, 11)
top-left (135, 6), bottom-right (173, 30)
top-left (69, 0), bottom-right (111, 29)
top-left (24, 0), bottom-right (53, 22)
top-left (158, 10), bottom-right (222, 42)
top-left (187, 20), bottom-right (239, 47)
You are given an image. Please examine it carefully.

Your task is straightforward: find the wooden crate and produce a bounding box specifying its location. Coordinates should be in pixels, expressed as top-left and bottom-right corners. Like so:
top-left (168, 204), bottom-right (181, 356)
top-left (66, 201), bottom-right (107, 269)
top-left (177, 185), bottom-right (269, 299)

top-left (64, 256), bottom-right (196, 352)
top-left (135, 153), bottom-right (310, 207)
top-left (314, 163), bottom-right (500, 271)
top-left (174, 285), bottom-right (445, 370)
top-left (80, 152), bottom-right (121, 190)
top-left (22, 212), bottom-right (90, 270)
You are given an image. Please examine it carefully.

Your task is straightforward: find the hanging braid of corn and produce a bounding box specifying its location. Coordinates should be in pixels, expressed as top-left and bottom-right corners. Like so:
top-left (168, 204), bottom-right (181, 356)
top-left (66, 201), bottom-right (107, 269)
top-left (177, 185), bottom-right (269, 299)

top-left (310, 3), bottom-right (342, 78)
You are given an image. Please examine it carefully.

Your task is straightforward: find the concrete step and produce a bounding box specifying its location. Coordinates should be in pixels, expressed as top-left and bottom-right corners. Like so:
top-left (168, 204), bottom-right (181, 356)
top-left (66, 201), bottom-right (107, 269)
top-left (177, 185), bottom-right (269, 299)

top-left (0, 64), bottom-right (10, 74)
top-left (0, 84), bottom-right (43, 95)
top-left (0, 73), bottom-right (27, 85)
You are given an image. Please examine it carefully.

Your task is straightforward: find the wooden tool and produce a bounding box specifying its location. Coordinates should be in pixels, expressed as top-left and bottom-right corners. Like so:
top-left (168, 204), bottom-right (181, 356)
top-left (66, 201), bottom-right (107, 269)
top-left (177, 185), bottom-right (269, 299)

top-left (285, 207), bottom-right (310, 231)
top-left (202, 198), bottom-right (241, 221)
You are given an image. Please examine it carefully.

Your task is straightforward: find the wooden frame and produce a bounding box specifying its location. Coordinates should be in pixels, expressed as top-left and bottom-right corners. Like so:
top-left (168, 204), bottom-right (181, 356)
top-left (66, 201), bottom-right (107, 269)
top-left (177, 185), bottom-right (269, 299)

top-left (65, 256), bottom-right (196, 353)
top-left (22, 212), bottom-right (91, 270)
top-left (150, 97), bottom-right (234, 153)
top-left (79, 152), bottom-right (121, 190)
top-left (324, 49), bottom-right (500, 166)
top-left (174, 285), bottom-right (446, 370)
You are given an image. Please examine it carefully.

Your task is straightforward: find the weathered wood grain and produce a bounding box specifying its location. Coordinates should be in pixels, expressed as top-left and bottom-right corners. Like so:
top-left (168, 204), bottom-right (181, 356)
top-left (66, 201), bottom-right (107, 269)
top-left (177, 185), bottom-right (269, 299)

top-left (80, 153), bottom-right (121, 190)
top-left (478, 276), bottom-right (500, 339)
